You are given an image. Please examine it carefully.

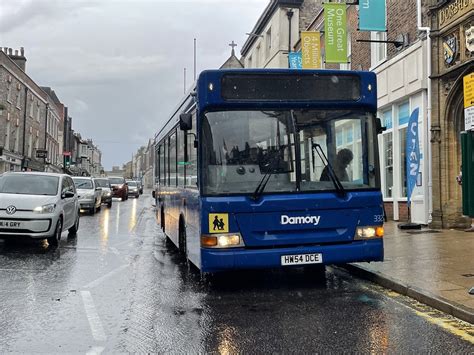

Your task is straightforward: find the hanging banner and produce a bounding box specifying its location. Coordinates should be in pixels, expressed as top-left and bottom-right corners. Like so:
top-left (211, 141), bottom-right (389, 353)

top-left (359, 0), bottom-right (386, 31)
top-left (324, 3), bottom-right (347, 63)
top-left (289, 52), bottom-right (302, 69)
top-left (301, 31), bottom-right (321, 69)
top-left (463, 72), bottom-right (474, 130)
top-left (406, 108), bottom-right (420, 204)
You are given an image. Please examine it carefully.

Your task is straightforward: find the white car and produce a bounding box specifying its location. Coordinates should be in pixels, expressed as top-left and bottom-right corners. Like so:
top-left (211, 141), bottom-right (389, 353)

top-left (0, 172), bottom-right (80, 247)
top-left (72, 177), bottom-right (102, 214)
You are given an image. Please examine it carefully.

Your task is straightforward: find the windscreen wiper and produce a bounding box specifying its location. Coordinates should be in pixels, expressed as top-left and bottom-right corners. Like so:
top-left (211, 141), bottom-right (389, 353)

top-left (312, 143), bottom-right (346, 197)
top-left (251, 148), bottom-right (285, 201)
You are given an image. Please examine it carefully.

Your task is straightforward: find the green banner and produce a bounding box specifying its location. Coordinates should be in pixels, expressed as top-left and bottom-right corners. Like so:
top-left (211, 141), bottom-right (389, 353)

top-left (324, 3), bottom-right (347, 63)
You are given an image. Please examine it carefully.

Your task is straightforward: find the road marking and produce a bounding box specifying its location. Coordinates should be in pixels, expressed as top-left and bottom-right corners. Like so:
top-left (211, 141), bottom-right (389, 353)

top-left (83, 264), bottom-right (129, 289)
top-left (364, 283), bottom-right (474, 344)
top-left (86, 346), bottom-right (105, 355)
top-left (81, 291), bottom-right (106, 342)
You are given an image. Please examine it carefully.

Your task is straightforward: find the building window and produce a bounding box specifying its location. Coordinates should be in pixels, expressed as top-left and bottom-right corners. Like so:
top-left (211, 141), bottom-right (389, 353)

top-left (28, 133), bottom-right (33, 158)
top-left (36, 103), bottom-right (40, 122)
top-left (29, 100), bottom-right (34, 117)
top-left (16, 90), bottom-right (21, 109)
top-left (397, 102), bottom-right (409, 198)
top-left (6, 84), bottom-right (13, 103)
top-left (5, 121), bottom-right (11, 151)
top-left (371, 31), bottom-right (387, 68)
top-left (255, 44), bottom-right (261, 67)
top-left (266, 27), bottom-right (272, 58)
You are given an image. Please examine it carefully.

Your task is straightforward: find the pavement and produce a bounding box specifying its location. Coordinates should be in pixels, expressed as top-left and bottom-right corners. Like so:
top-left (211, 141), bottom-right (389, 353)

top-left (345, 221), bottom-right (474, 324)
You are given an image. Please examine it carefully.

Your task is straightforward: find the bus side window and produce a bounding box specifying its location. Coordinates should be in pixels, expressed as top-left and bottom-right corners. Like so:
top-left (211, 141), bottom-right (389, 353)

top-left (159, 143), bottom-right (166, 186)
top-left (186, 114), bottom-right (197, 188)
top-left (169, 131), bottom-right (177, 187)
top-left (178, 129), bottom-right (185, 187)
top-left (158, 146), bottom-right (161, 184)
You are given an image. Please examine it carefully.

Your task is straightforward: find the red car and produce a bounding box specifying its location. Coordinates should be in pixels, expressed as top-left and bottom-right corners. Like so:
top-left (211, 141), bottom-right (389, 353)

top-left (108, 177), bottom-right (128, 200)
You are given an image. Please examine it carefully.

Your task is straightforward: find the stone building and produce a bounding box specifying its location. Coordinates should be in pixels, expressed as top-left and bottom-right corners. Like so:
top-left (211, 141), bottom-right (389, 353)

top-left (0, 47), bottom-right (47, 172)
top-left (242, 1), bottom-right (433, 225)
top-left (241, 0), bottom-right (306, 68)
top-left (41, 87), bottom-right (64, 173)
top-left (429, 0), bottom-right (474, 229)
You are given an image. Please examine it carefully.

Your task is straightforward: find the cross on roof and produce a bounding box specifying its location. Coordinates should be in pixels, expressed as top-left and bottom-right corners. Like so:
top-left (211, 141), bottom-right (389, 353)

top-left (229, 41), bottom-right (237, 55)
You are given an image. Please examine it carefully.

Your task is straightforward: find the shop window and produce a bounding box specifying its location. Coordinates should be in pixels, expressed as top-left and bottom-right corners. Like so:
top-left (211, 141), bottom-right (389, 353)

top-left (398, 102), bottom-right (410, 125)
top-left (383, 132), bottom-right (393, 198)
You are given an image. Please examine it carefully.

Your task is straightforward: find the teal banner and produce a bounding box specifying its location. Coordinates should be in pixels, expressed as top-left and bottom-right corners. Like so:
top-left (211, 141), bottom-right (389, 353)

top-left (359, 0), bottom-right (386, 31)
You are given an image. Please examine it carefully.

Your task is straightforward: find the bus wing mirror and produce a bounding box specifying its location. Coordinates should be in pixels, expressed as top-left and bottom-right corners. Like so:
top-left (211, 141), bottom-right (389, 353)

top-left (179, 113), bottom-right (192, 131)
top-left (376, 118), bottom-right (386, 135)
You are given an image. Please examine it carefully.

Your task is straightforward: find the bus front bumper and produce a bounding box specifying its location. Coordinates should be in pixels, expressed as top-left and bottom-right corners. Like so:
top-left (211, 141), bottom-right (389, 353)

top-left (201, 240), bottom-right (383, 273)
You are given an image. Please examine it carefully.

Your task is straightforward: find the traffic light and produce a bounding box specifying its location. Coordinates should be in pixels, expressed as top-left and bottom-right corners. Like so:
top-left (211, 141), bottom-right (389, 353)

top-left (64, 155), bottom-right (71, 168)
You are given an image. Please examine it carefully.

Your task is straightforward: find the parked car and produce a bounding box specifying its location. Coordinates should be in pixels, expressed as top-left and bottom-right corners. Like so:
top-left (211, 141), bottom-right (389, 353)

top-left (109, 177), bottom-right (128, 200)
top-left (93, 178), bottom-right (113, 208)
top-left (126, 180), bottom-right (140, 198)
top-left (0, 172), bottom-right (80, 247)
top-left (72, 176), bottom-right (102, 214)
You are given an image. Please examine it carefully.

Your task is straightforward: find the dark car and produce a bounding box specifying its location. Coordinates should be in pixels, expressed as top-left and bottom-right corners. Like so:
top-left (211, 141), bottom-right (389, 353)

top-left (108, 177), bottom-right (128, 201)
top-left (126, 180), bottom-right (140, 198)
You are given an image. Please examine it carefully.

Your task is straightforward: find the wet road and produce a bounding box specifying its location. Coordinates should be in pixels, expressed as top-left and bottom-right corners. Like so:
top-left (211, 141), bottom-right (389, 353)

top-left (0, 194), bottom-right (473, 353)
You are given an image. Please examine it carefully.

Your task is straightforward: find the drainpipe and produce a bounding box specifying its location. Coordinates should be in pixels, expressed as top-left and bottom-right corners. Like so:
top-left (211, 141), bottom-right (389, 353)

top-left (417, 0), bottom-right (432, 224)
top-left (287, 9), bottom-right (294, 68)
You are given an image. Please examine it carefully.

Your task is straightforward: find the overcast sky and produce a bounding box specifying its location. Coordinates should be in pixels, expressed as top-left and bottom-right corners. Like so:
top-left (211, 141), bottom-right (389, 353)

top-left (0, 0), bottom-right (268, 169)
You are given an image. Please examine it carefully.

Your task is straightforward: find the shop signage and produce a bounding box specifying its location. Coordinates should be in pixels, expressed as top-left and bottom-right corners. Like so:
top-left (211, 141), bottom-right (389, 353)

top-left (464, 73), bottom-right (474, 130)
top-left (35, 149), bottom-right (47, 159)
top-left (406, 108), bottom-right (420, 203)
top-left (359, 0), bottom-right (386, 31)
top-left (438, 0), bottom-right (474, 28)
top-left (301, 31), bottom-right (321, 69)
top-left (324, 3), bottom-right (347, 63)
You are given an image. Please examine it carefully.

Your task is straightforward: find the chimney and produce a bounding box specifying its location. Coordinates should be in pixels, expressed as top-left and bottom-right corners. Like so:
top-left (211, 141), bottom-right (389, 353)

top-left (8, 47), bottom-right (27, 72)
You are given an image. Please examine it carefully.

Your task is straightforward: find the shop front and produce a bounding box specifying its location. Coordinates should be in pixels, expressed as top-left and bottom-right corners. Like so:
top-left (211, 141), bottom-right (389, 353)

top-left (430, 0), bottom-right (474, 229)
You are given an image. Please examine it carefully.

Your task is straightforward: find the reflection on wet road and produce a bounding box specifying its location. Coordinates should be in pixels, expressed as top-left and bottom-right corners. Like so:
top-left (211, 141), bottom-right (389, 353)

top-left (0, 194), bottom-right (472, 353)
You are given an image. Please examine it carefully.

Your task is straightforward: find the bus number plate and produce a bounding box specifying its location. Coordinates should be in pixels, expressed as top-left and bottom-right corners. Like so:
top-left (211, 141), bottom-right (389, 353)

top-left (281, 253), bottom-right (322, 266)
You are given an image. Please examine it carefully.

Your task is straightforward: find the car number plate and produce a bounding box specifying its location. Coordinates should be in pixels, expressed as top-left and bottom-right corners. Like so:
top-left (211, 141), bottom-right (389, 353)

top-left (0, 220), bottom-right (21, 229)
top-left (281, 253), bottom-right (322, 266)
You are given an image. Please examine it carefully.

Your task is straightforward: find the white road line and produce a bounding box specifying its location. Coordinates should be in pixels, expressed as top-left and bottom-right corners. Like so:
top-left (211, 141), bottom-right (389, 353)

top-left (83, 264), bottom-right (129, 289)
top-left (81, 291), bottom-right (107, 342)
top-left (86, 346), bottom-right (105, 355)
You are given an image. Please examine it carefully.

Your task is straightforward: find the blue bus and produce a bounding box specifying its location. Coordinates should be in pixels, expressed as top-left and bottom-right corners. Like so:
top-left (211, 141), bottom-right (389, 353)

top-left (153, 69), bottom-right (384, 273)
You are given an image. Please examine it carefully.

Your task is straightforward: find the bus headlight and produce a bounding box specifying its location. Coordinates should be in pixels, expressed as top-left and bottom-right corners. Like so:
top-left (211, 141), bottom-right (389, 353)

top-left (201, 233), bottom-right (244, 248)
top-left (354, 226), bottom-right (384, 239)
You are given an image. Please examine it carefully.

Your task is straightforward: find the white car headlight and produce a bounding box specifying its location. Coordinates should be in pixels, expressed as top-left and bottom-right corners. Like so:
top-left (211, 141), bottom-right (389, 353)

top-left (201, 233), bottom-right (245, 248)
top-left (33, 203), bottom-right (56, 214)
top-left (354, 226), bottom-right (384, 240)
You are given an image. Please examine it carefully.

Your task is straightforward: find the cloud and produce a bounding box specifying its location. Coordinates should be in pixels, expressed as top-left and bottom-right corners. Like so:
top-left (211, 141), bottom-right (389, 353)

top-left (1, 0), bottom-right (269, 169)
top-left (0, 0), bottom-right (99, 33)
top-left (28, 47), bottom-right (169, 86)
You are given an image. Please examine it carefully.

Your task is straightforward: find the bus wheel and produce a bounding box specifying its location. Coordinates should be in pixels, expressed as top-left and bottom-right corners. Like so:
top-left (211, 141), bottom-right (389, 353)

top-left (179, 221), bottom-right (187, 256)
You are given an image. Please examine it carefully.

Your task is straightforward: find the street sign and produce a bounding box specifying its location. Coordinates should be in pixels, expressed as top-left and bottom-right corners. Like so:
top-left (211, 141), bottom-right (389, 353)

top-left (324, 3), bottom-right (347, 63)
top-left (464, 73), bottom-right (474, 130)
top-left (35, 149), bottom-right (47, 159)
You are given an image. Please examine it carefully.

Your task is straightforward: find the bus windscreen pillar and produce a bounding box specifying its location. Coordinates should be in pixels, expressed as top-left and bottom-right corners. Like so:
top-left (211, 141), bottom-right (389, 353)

top-left (461, 131), bottom-right (474, 217)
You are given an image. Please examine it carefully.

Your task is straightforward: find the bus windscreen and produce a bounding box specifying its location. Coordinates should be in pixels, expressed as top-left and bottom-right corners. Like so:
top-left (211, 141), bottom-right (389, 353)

top-left (221, 74), bottom-right (361, 101)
